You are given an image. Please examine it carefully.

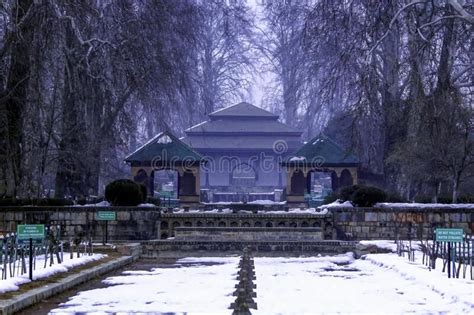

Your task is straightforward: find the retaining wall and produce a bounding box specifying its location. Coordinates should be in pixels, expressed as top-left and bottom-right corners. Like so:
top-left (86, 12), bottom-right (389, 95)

top-left (0, 206), bottom-right (472, 241)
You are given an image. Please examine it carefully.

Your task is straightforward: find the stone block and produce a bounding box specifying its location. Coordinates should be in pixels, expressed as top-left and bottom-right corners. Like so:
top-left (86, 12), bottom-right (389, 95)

top-left (450, 213), bottom-right (461, 222)
top-left (117, 211), bottom-right (131, 221)
top-left (365, 212), bottom-right (377, 222)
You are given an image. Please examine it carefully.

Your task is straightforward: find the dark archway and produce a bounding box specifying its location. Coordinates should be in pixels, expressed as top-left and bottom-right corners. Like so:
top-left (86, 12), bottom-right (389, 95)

top-left (254, 221), bottom-right (262, 227)
top-left (180, 170), bottom-right (196, 195)
top-left (184, 221), bottom-right (192, 227)
top-left (242, 222), bottom-right (250, 227)
top-left (230, 221), bottom-right (238, 227)
top-left (266, 222), bottom-right (273, 227)
top-left (339, 169), bottom-right (353, 188)
top-left (160, 221), bottom-right (169, 230)
top-left (161, 233), bottom-right (168, 239)
top-left (218, 221), bottom-right (226, 227)
top-left (291, 169), bottom-right (305, 194)
top-left (331, 171), bottom-right (339, 191)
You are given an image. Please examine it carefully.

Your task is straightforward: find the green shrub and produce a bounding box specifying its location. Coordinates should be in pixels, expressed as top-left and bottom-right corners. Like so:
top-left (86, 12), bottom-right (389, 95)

top-left (146, 197), bottom-right (161, 206)
top-left (351, 186), bottom-right (387, 207)
top-left (414, 195), bottom-right (432, 203)
top-left (339, 185), bottom-right (363, 201)
top-left (385, 192), bottom-right (407, 203)
top-left (105, 179), bottom-right (144, 206)
top-left (457, 194), bottom-right (474, 203)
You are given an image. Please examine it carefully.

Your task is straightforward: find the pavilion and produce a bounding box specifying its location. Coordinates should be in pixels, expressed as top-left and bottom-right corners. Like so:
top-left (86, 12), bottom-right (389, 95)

top-left (125, 102), bottom-right (359, 205)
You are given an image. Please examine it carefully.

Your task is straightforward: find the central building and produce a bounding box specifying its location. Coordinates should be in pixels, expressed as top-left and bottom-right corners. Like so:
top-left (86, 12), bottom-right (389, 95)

top-left (182, 102), bottom-right (302, 202)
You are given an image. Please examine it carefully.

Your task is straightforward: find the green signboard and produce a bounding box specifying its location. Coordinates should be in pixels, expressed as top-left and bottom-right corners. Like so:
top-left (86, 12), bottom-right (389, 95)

top-left (435, 228), bottom-right (464, 242)
top-left (96, 211), bottom-right (116, 221)
top-left (17, 224), bottom-right (45, 240)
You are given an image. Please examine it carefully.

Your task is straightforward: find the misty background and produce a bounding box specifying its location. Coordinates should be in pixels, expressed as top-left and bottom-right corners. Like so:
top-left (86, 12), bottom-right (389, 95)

top-left (0, 0), bottom-right (472, 202)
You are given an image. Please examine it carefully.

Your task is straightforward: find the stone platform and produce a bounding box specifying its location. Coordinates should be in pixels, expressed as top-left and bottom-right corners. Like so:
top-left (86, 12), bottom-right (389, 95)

top-left (141, 240), bottom-right (356, 258)
top-left (174, 227), bottom-right (323, 242)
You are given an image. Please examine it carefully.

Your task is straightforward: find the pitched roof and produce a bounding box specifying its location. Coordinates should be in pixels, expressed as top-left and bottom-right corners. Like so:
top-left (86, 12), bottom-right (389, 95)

top-left (209, 102), bottom-right (279, 120)
top-left (284, 135), bottom-right (359, 167)
top-left (185, 118), bottom-right (301, 135)
top-left (125, 131), bottom-right (202, 163)
top-left (183, 135), bottom-right (302, 152)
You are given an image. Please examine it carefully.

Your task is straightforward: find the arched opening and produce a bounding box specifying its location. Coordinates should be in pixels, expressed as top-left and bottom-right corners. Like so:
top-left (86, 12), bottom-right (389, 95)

top-left (134, 169), bottom-right (152, 195)
top-left (232, 163), bottom-right (257, 187)
top-left (153, 169), bottom-right (178, 199)
top-left (196, 221), bottom-right (203, 227)
top-left (291, 169), bottom-right (305, 194)
top-left (184, 221), bottom-right (192, 227)
top-left (324, 223), bottom-right (333, 239)
top-left (254, 221), bottom-right (262, 227)
top-left (218, 221), bottom-right (226, 227)
top-left (180, 170), bottom-right (196, 195)
top-left (173, 221), bottom-right (181, 228)
top-left (160, 233), bottom-right (168, 239)
top-left (278, 221), bottom-right (286, 227)
top-left (290, 222), bottom-right (297, 228)
top-left (242, 222), bottom-right (250, 227)
top-left (230, 221), bottom-right (238, 227)
top-left (339, 169), bottom-right (354, 188)
top-left (307, 170), bottom-right (334, 199)
top-left (301, 221), bottom-right (309, 227)
top-left (160, 221), bottom-right (169, 230)
top-left (266, 222), bottom-right (273, 228)
top-left (331, 171), bottom-right (339, 192)
top-left (206, 221), bottom-right (215, 227)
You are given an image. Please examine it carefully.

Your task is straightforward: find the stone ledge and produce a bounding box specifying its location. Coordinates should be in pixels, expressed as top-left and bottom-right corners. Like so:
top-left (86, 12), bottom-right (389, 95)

top-left (0, 255), bottom-right (137, 315)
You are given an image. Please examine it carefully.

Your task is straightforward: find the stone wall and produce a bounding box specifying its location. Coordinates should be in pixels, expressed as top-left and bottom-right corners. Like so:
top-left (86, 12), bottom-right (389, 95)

top-left (331, 207), bottom-right (473, 240)
top-left (141, 240), bottom-right (357, 258)
top-left (0, 206), bottom-right (472, 242)
top-left (0, 207), bottom-right (161, 241)
top-left (158, 212), bottom-right (334, 239)
top-left (174, 227), bottom-right (323, 241)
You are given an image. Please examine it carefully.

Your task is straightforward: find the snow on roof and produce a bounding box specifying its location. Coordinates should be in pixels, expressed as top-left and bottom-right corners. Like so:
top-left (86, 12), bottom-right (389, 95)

top-left (125, 132), bottom-right (165, 160)
top-left (156, 134), bottom-right (172, 144)
top-left (289, 156), bottom-right (306, 161)
top-left (185, 120), bottom-right (208, 132)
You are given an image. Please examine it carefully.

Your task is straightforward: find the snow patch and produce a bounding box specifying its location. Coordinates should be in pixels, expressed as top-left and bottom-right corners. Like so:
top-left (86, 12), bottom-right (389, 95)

top-left (0, 253), bottom-right (105, 294)
top-left (376, 202), bottom-right (474, 209)
top-left (156, 134), bottom-right (172, 144)
top-left (318, 199), bottom-right (353, 209)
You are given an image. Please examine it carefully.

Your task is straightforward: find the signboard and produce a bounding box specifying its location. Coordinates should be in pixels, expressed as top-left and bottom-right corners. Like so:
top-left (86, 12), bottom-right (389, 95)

top-left (17, 224), bottom-right (45, 240)
top-left (159, 190), bottom-right (173, 197)
top-left (435, 228), bottom-right (464, 242)
top-left (96, 211), bottom-right (116, 221)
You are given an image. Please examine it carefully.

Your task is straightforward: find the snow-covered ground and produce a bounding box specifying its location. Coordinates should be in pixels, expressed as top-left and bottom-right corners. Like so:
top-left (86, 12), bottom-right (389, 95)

top-left (50, 252), bottom-right (473, 314)
top-left (0, 253), bottom-right (105, 294)
top-left (50, 257), bottom-right (239, 314)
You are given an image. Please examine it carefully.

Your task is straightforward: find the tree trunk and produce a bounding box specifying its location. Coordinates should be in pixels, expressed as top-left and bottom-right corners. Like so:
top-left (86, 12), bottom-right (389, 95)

top-left (0, 0), bottom-right (34, 197)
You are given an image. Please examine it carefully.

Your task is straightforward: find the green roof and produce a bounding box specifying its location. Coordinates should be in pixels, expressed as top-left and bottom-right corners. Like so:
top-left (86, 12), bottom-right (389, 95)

top-left (284, 135), bottom-right (359, 167)
top-left (125, 131), bottom-right (203, 164)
